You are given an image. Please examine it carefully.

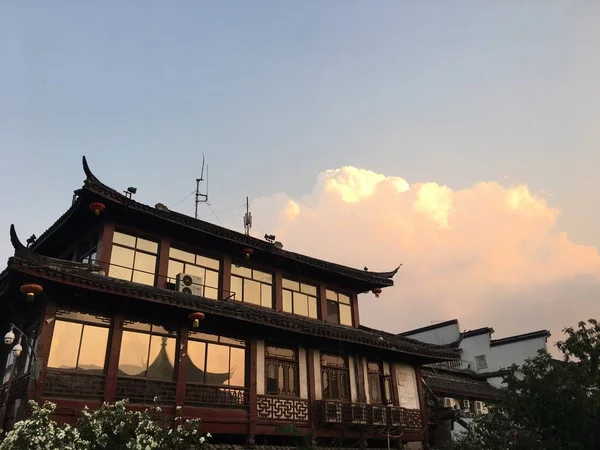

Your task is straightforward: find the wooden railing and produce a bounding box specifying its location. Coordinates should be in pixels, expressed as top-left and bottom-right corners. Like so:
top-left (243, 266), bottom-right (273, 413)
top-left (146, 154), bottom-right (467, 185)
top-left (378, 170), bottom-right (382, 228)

top-left (43, 370), bottom-right (106, 400)
top-left (115, 376), bottom-right (177, 404)
top-left (185, 383), bottom-right (249, 409)
top-left (315, 400), bottom-right (423, 430)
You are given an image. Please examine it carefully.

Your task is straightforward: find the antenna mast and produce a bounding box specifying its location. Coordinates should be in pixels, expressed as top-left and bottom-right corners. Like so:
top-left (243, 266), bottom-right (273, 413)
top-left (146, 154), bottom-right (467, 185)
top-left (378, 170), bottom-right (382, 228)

top-left (195, 154), bottom-right (209, 219)
top-left (243, 196), bottom-right (252, 235)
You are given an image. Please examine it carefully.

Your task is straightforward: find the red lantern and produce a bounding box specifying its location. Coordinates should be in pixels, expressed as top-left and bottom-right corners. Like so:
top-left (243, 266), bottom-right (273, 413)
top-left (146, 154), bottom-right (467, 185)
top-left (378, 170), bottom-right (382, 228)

top-left (372, 288), bottom-right (382, 298)
top-left (188, 312), bottom-right (205, 329)
top-left (90, 202), bottom-right (106, 216)
top-left (242, 248), bottom-right (254, 260)
top-left (21, 283), bottom-right (43, 302)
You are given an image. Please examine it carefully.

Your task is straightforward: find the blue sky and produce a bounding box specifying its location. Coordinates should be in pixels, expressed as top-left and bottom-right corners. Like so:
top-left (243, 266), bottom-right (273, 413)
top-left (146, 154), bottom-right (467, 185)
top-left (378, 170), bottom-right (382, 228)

top-left (1, 1), bottom-right (599, 268)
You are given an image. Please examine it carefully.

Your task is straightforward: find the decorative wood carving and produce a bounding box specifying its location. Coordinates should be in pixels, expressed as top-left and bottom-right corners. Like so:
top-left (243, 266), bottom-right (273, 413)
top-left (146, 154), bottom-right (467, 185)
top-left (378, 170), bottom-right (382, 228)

top-left (184, 384), bottom-right (249, 409)
top-left (256, 395), bottom-right (309, 422)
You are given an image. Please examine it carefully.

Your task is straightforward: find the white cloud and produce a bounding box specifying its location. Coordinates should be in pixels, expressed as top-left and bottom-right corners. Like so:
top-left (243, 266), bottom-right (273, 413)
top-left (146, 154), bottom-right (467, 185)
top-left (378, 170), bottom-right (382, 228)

top-left (250, 167), bottom-right (600, 349)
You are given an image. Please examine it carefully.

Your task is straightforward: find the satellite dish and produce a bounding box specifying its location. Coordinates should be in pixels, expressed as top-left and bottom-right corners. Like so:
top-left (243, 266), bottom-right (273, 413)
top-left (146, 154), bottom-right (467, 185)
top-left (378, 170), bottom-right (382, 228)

top-left (273, 241), bottom-right (283, 250)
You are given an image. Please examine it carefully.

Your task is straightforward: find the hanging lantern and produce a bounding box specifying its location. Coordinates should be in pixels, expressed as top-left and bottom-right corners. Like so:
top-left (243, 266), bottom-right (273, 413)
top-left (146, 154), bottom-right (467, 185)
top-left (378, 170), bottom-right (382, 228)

top-left (21, 283), bottom-right (43, 303)
top-left (372, 288), bottom-right (382, 298)
top-left (242, 248), bottom-right (254, 260)
top-left (89, 202), bottom-right (106, 216)
top-left (188, 312), bottom-right (205, 329)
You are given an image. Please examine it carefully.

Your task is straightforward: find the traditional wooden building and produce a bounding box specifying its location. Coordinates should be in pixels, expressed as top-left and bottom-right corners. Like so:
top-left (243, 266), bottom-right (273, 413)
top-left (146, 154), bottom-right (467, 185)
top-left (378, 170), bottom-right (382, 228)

top-left (0, 157), bottom-right (459, 449)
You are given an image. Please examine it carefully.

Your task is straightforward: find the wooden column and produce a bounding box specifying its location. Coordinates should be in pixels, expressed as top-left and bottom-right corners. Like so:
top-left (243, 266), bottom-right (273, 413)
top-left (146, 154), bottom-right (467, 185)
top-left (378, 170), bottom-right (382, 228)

top-left (175, 324), bottom-right (189, 407)
top-left (356, 357), bottom-right (367, 403)
top-left (318, 284), bottom-right (328, 322)
top-left (306, 349), bottom-right (316, 427)
top-left (415, 367), bottom-right (429, 446)
top-left (97, 221), bottom-right (115, 275)
top-left (351, 292), bottom-right (360, 328)
top-left (389, 363), bottom-right (400, 406)
top-left (33, 299), bottom-right (57, 403)
top-left (273, 270), bottom-right (283, 311)
top-left (104, 313), bottom-right (124, 402)
top-left (248, 340), bottom-right (257, 446)
top-left (220, 254), bottom-right (232, 300)
top-left (156, 237), bottom-right (171, 289)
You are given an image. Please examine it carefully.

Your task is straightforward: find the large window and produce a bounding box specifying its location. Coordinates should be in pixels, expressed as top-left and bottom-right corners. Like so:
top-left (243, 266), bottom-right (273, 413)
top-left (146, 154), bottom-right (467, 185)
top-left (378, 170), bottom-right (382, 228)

top-left (167, 247), bottom-right (220, 299)
top-left (367, 361), bottom-right (393, 405)
top-left (321, 353), bottom-right (350, 401)
top-left (118, 322), bottom-right (176, 381)
top-left (186, 332), bottom-right (246, 387)
top-left (265, 345), bottom-right (299, 397)
top-left (326, 290), bottom-right (352, 326)
top-left (109, 232), bottom-right (158, 286)
top-left (282, 279), bottom-right (318, 319)
top-left (230, 265), bottom-right (273, 307)
top-left (47, 311), bottom-right (111, 374)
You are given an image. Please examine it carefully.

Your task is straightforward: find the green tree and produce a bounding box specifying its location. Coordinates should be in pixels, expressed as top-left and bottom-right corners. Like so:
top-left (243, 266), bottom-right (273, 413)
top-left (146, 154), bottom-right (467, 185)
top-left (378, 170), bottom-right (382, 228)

top-left (450, 319), bottom-right (600, 450)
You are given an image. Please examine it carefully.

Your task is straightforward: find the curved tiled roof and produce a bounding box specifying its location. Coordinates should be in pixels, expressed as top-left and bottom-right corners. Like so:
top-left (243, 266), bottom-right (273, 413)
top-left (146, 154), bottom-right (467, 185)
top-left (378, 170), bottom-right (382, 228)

top-left (422, 367), bottom-right (502, 400)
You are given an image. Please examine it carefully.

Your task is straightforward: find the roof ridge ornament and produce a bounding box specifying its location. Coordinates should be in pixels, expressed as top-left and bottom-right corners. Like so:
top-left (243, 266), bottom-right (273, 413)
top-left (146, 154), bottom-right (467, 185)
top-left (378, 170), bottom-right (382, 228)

top-left (9, 224), bottom-right (26, 253)
top-left (82, 156), bottom-right (100, 183)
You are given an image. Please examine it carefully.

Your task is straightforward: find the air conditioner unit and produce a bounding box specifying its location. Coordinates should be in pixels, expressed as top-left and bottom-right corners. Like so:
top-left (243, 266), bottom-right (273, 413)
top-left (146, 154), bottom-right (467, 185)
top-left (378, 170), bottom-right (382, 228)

top-left (443, 397), bottom-right (453, 408)
top-left (461, 399), bottom-right (470, 409)
top-left (176, 273), bottom-right (203, 296)
top-left (323, 401), bottom-right (342, 423)
top-left (372, 405), bottom-right (387, 426)
top-left (351, 404), bottom-right (367, 424)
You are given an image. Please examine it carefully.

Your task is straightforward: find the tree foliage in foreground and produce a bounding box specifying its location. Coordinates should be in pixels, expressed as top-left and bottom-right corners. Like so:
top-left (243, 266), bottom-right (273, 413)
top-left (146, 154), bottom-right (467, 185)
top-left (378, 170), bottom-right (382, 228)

top-left (449, 319), bottom-right (600, 450)
top-left (0, 399), bottom-right (211, 450)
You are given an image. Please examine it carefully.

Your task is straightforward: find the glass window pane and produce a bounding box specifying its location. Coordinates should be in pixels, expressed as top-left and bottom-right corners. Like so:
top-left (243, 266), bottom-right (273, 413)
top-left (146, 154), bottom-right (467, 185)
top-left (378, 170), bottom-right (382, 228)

top-left (204, 286), bottom-right (219, 300)
top-left (294, 292), bottom-right (309, 317)
top-left (47, 321), bottom-right (82, 370)
top-left (326, 290), bottom-right (337, 301)
top-left (132, 269), bottom-right (155, 286)
top-left (261, 283), bottom-right (272, 308)
top-left (190, 332), bottom-right (219, 342)
top-left (230, 347), bottom-right (246, 387)
top-left (231, 265), bottom-right (252, 278)
top-left (186, 340), bottom-right (206, 383)
top-left (184, 264), bottom-right (205, 279)
top-left (123, 321), bottom-right (151, 332)
top-left (282, 279), bottom-right (299, 291)
top-left (282, 290), bottom-right (293, 313)
top-left (308, 296), bottom-right (318, 319)
top-left (170, 247), bottom-right (195, 263)
top-left (231, 276), bottom-right (243, 302)
top-left (196, 254), bottom-right (220, 271)
top-left (77, 325), bottom-right (109, 373)
top-left (340, 304), bottom-right (352, 326)
top-left (338, 294), bottom-right (351, 305)
top-left (288, 365), bottom-right (296, 395)
top-left (327, 301), bottom-right (339, 324)
top-left (136, 238), bottom-right (158, 254)
top-left (220, 337), bottom-right (245, 346)
top-left (252, 270), bottom-right (272, 284)
top-left (109, 246), bottom-right (135, 278)
top-left (57, 311), bottom-right (109, 325)
top-left (301, 284), bottom-right (317, 296)
top-left (134, 252), bottom-right (156, 275)
top-left (113, 232), bottom-right (136, 248)
top-left (244, 279), bottom-right (261, 305)
top-left (266, 360), bottom-right (277, 393)
top-left (151, 325), bottom-right (172, 335)
top-left (119, 331), bottom-right (150, 377)
top-left (167, 259), bottom-right (185, 284)
top-left (266, 347), bottom-right (296, 359)
top-left (206, 344), bottom-right (231, 385)
top-left (147, 336), bottom-right (175, 380)
top-left (205, 269), bottom-right (219, 288)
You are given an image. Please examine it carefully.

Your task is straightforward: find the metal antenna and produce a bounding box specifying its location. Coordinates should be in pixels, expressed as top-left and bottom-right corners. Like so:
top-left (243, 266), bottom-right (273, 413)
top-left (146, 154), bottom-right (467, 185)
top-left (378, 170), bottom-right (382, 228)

top-left (243, 196), bottom-right (252, 235)
top-left (195, 154), bottom-right (209, 219)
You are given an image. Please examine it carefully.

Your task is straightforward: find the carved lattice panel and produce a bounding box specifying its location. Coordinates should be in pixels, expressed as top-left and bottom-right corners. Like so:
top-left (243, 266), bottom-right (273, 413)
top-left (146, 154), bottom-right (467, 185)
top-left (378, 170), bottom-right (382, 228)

top-left (256, 395), bottom-right (309, 422)
top-left (185, 384), bottom-right (249, 409)
top-left (403, 408), bottom-right (423, 430)
top-left (43, 371), bottom-right (105, 400)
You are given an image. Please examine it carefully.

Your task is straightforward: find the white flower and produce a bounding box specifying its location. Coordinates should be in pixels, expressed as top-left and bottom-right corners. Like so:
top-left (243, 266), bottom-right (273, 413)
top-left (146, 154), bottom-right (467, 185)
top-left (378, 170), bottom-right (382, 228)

top-left (206, 432), bottom-right (212, 438)
top-left (200, 436), bottom-right (205, 443)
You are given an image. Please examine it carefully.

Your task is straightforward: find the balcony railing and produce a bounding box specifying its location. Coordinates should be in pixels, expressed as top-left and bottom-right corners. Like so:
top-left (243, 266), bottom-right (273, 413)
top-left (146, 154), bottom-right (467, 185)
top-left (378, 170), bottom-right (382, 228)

top-left (115, 377), bottom-right (177, 405)
top-left (185, 383), bottom-right (249, 409)
top-left (257, 395), bottom-right (309, 422)
top-left (43, 370), bottom-right (105, 400)
top-left (315, 401), bottom-right (423, 431)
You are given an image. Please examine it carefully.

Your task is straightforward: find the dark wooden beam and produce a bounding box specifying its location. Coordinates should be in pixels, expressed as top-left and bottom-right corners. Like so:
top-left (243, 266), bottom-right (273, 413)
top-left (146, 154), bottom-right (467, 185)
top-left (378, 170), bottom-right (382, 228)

top-left (103, 312), bottom-right (124, 402)
top-left (156, 237), bottom-right (171, 289)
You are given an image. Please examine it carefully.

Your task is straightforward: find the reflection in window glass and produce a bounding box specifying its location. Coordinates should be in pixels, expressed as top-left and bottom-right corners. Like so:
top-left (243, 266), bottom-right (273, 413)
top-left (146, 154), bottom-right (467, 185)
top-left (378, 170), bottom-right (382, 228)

top-left (325, 289), bottom-right (353, 326)
top-left (168, 247), bottom-right (220, 299)
top-left (109, 232), bottom-right (158, 286)
top-left (48, 320), bottom-right (109, 374)
top-left (231, 266), bottom-right (272, 308)
top-left (186, 333), bottom-right (246, 387)
top-left (283, 278), bottom-right (318, 319)
top-left (118, 324), bottom-right (176, 381)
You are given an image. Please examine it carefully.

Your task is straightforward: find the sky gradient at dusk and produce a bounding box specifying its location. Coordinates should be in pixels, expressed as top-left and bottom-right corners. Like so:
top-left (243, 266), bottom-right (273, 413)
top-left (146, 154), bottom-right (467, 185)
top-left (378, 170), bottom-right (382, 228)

top-left (2, 1), bottom-right (599, 346)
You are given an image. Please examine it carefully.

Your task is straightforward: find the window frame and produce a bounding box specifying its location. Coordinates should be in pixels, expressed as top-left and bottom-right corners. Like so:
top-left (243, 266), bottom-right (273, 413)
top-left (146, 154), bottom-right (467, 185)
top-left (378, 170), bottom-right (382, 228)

top-left (47, 310), bottom-right (112, 374)
top-left (325, 289), bottom-right (353, 326)
top-left (367, 360), bottom-right (393, 405)
top-left (282, 278), bottom-right (319, 319)
top-left (186, 331), bottom-right (247, 388)
top-left (230, 263), bottom-right (273, 308)
top-left (320, 353), bottom-right (351, 402)
top-left (167, 246), bottom-right (221, 299)
top-left (265, 344), bottom-right (300, 398)
top-left (109, 231), bottom-right (159, 286)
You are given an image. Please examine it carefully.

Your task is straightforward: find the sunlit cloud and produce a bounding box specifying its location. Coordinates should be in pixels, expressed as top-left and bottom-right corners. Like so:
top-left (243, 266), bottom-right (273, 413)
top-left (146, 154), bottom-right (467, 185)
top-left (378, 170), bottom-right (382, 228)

top-left (249, 167), bottom-right (600, 349)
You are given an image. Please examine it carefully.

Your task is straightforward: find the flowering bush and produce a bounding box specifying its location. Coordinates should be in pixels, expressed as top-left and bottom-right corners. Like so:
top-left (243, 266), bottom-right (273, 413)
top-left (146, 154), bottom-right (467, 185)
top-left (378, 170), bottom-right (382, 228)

top-left (0, 399), bottom-right (210, 450)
